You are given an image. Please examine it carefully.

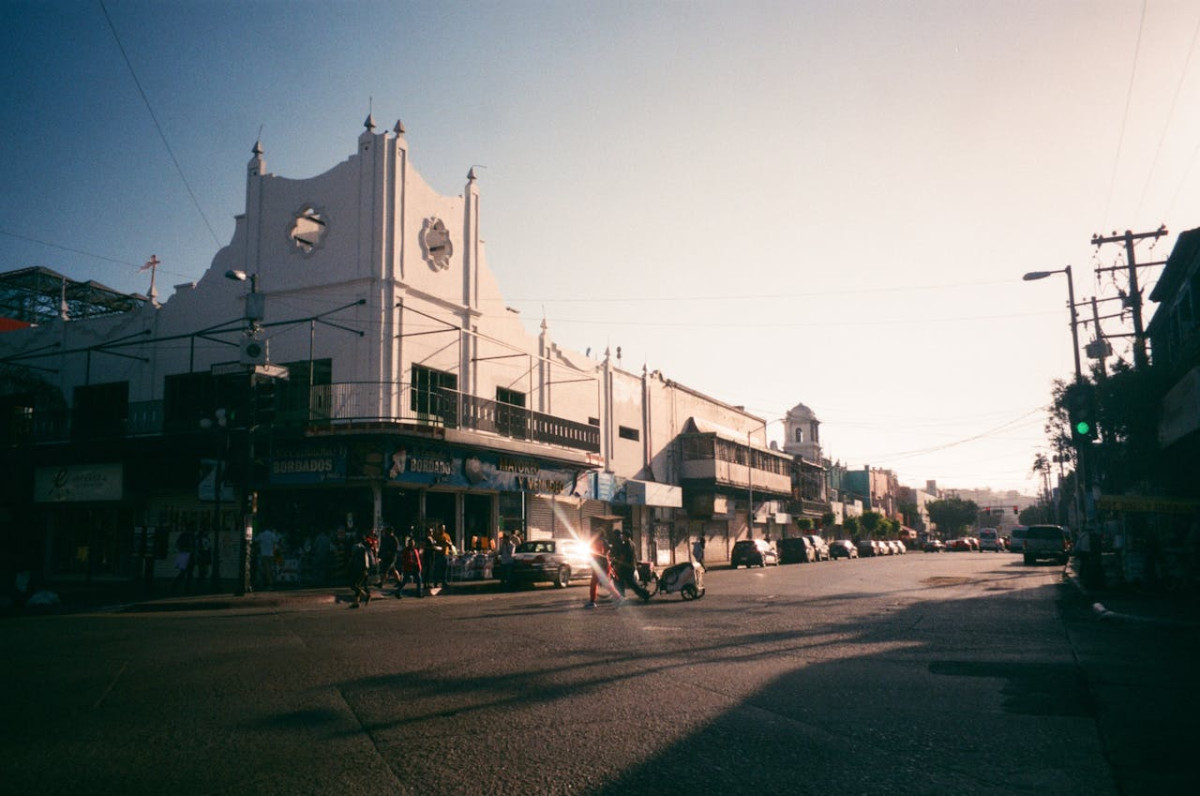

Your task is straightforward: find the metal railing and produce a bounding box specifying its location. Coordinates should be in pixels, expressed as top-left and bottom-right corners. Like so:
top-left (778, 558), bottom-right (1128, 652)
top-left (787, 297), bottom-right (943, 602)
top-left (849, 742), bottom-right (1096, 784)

top-left (16, 383), bottom-right (600, 455)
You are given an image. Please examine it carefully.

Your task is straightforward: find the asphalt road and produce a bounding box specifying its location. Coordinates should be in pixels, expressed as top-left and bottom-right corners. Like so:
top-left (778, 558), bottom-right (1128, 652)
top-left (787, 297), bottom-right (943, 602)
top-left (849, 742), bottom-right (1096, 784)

top-left (2, 552), bottom-right (1193, 795)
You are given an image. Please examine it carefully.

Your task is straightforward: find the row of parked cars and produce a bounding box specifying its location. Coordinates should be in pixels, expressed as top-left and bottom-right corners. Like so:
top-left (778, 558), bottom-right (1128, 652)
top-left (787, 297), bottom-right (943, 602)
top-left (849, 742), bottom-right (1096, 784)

top-left (730, 536), bottom-right (908, 568)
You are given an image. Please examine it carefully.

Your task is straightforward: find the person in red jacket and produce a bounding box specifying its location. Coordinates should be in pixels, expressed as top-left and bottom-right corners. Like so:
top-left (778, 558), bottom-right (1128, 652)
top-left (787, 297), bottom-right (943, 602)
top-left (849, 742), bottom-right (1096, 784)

top-left (585, 532), bottom-right (623, 609)
top-left (397, 536), bottom-right (424, 598)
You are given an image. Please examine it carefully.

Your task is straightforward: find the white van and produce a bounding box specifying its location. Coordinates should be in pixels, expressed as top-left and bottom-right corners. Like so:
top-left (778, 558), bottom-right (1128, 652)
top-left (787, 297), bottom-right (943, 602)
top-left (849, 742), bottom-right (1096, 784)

top-left (978, 528), bottom-right (1003, 552)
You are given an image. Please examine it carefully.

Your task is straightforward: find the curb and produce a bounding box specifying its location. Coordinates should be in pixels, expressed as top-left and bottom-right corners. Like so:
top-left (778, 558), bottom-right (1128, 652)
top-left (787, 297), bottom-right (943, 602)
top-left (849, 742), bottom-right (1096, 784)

top-left (1065, 566), bottom-right (1200, 629)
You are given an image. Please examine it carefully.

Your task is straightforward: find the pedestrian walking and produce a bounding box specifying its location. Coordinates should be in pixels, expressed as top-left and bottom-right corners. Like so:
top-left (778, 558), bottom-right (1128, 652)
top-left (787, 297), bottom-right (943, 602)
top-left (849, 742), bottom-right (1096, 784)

top-left (256, 527), bottom-right (281, 590)
top-left (692, 536), bottom-right (706, 568)
top-left (436, 524), bottom-right (454, 588)
top-left (398, 536), bottom-right (424, 598)
top-left (348, 534), bottom-right (372, 608)
top-left (377, 526), bottom-right (400, 589)
top-left (497, 533), bottom-right (516, 587)
top-left (585, 532), bottom-right (623, 609)
top-left (610, 531), bottom-right (650, 602)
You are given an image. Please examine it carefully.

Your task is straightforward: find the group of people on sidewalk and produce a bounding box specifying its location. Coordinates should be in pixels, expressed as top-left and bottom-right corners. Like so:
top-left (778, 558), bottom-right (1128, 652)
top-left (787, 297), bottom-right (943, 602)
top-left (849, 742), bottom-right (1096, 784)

top-left (348, 525), bottom-right (454, 608)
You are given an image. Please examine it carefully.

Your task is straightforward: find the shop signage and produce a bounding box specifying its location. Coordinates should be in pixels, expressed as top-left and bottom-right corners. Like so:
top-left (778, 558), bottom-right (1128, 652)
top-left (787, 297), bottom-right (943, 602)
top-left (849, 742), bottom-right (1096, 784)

top-left (1098, 494), bottom-right (1199, 514)
top-left (1159, 366), bottom-right (1200, 447)
top-left (35, 463), bottom-right (123, 503)
top-left (197, 459), bottom-right (237, 501)
top-left (269, 443), bottom-right (348, 485)
top-left (592, 472), bottom-right (616, 502)
top-left (388, 444), bottom-right (591, 496)
top-left (619, 479), bottom-right (683, 508)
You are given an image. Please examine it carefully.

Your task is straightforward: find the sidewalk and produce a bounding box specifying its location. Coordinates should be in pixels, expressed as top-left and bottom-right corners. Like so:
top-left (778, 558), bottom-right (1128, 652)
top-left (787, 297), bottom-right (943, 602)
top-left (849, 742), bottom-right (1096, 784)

top-left (1065, 559), bottom-right (1200, 629)
top-left (1062, 561), bottom-right (1200, 795)
top-left (5, 575), bottom-right (508, 616)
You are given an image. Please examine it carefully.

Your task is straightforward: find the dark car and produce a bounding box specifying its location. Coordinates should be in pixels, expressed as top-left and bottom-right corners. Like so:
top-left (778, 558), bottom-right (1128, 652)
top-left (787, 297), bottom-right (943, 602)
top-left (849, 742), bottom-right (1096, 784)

top-left (731, 539), bottom-right (779, 568)
top-left (923, 539), bottom-right (945, 553)
top-left (856, 539), bottom-right (879, 557)
top-left (1022, 524), bottom-right (1072, 565)
top-left (509, 538), bottom-right (594, 587)
top-left (829, 539), bottom-right (858, 559)
top-left (777, 537), bottom-right (815, 564)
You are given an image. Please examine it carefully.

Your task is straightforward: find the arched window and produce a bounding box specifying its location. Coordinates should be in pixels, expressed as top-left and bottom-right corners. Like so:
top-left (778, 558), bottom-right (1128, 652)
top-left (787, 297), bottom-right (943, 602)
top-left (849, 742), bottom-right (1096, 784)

top-left (794, 427), bottom-right (804, 444)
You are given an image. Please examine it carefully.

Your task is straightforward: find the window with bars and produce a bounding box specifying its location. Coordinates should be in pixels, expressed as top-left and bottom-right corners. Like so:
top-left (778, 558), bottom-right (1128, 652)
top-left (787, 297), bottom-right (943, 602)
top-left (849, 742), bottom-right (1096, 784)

top-left (411, 365), bottom-right (457, 417)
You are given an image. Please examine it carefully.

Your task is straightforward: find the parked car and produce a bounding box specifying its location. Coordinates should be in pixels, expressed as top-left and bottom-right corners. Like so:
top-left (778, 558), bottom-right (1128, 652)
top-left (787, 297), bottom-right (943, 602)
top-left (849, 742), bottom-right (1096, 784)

top-left (1009, 526), bottom-right (1027, 553)
top-left (509, 538), bottom-right (595, 588)
top-left (894, 540), bottom-right (907, 554)
top-left (946, 538), bottom-right (972, 552)
top-left (731, 539), bottom-right (779, 568)
top-left (856, 539), bottom-right (879, 557)
top-left (829, 539), bottom-right (858, 559)
top-left (777, 537), bottom-right (815, 564)
top-left (1022, 524), bottom-right (1072, 565)
top-left (922, 539), bottom-right (945, 553)
top-left (806, 535), bottom-right (831, 561)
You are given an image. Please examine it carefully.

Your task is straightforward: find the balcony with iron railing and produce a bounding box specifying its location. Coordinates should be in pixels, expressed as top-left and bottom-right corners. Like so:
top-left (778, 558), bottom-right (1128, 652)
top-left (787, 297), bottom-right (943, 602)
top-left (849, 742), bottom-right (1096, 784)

top-left (14, 383), bottom-right (600, 455)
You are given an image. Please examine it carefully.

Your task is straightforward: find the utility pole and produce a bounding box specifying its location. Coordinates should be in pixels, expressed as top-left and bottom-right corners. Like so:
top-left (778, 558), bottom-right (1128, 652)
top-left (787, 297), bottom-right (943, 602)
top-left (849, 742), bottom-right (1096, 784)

top-left (1090, 225), bottom-right (1168, 371)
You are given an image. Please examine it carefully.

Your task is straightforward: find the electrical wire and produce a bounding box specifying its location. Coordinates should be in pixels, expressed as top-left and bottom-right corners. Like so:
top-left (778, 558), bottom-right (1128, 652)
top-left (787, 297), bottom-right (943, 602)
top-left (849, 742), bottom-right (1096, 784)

top-left (97, 0), bottom-right (222, 248)
top-left (1133, 9), bottom-right (1200, 221)
top-left (1099, 0), bottom-right (1149, 232)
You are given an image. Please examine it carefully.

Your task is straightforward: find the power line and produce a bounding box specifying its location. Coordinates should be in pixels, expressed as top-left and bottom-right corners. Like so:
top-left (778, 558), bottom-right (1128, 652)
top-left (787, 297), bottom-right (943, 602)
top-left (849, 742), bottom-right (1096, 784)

top-left (1099, 0), bottom-right (1149, 231)
top-left (98, 0), bottom-right (221, 247)
top-left (1134, 7), bottom-right (1200, 220)
top-left (502, 278), bottom-right (1019, 304)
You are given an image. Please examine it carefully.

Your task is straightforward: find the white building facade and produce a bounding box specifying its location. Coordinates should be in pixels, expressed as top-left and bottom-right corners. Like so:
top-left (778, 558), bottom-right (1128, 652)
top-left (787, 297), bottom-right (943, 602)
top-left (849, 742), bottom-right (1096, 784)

top-left (0, 119), bottom-right (797, 582)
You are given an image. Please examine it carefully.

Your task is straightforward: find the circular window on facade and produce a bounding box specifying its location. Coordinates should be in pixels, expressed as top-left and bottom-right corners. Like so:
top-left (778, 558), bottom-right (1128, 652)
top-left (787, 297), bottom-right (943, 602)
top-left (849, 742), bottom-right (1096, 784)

top-left (288, 206), bottom-right (327, 255)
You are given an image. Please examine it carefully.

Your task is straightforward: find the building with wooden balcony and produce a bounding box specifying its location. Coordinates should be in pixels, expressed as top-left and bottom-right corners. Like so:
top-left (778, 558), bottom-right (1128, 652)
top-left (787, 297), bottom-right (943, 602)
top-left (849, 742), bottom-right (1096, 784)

top-left (0, 118), bottom-right (804, 585)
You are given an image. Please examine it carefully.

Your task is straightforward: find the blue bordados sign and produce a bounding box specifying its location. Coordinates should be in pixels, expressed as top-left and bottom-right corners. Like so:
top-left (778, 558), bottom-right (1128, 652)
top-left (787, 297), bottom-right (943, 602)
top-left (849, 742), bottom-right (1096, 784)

top-left (269, 443), bottom-right (348, 485)
top-left (387, 445), bottom-right (591, 497)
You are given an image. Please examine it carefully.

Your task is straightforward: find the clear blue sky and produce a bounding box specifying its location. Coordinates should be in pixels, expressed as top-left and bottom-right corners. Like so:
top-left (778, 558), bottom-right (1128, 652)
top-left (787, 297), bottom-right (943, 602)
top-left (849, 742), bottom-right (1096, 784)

top-left (4, 0), bottom-right (1200, 494)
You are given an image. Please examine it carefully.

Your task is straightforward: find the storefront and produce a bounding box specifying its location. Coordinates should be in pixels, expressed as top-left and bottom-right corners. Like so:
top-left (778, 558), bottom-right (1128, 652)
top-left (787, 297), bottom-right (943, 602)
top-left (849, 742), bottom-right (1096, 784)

top-left (256, 435), bottom-right (598, 554)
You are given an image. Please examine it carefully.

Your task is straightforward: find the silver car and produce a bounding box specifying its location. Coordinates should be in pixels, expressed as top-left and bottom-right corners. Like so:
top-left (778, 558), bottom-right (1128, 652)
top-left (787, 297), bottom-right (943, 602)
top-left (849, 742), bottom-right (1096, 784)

top-left (509, 538), bottom-right (596, 587)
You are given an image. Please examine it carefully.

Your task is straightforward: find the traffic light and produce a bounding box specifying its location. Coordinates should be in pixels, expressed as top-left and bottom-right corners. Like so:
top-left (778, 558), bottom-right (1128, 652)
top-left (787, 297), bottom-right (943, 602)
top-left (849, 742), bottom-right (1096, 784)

top-left (252, 376), bottom-right (277, 426)
top-left (1065, 382), bottom-right (1097, 444)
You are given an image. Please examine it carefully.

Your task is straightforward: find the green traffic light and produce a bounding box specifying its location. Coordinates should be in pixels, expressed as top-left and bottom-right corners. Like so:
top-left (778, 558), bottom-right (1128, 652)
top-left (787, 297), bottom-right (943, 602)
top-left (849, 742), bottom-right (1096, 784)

top-left (1075, 421), bottom-right (1091, 435)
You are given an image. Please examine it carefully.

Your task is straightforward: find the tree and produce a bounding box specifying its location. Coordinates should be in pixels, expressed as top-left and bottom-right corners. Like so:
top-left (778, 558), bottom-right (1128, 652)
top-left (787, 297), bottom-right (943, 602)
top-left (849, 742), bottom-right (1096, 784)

top-left (843, 516), bottom-right (860, 538)
top-left (821, 511), bottom-right (836, 530)
top-left (1092, 360), bottom-right (1167, 493)
top-left (859, 511), bottom-right (885, 538)
top-left (1018, 504), bottom-right (1051, 525)
top-left (897, 499), bottom-right (919, 530)
top-left (795, 517), bottom-right (813, 532)
top-left (926, 497), bottom-right (978, 538)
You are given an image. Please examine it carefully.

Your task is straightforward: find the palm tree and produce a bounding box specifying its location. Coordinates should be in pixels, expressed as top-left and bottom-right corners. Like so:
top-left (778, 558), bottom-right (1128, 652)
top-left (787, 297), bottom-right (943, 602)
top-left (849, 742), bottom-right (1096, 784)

top-left (1031, 453), bottom-right (1051, 508)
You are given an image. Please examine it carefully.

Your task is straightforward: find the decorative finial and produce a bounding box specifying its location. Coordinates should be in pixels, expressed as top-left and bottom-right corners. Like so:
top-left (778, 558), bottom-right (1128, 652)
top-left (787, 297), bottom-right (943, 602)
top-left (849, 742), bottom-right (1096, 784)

top-left (364, 113), bottom-right (376, 131)
top-left (393, 119), bottom-right (405, 135)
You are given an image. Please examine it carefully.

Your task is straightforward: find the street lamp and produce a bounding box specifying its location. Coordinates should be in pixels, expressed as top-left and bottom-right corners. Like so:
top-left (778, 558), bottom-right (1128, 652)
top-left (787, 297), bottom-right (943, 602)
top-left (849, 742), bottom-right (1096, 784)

top-left (1022, 266), bottom-right (1101, 586)
top-left (1022, 266), bottom-right (1082, 383)
top-left (225, 269), bottom-right (260, 596)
